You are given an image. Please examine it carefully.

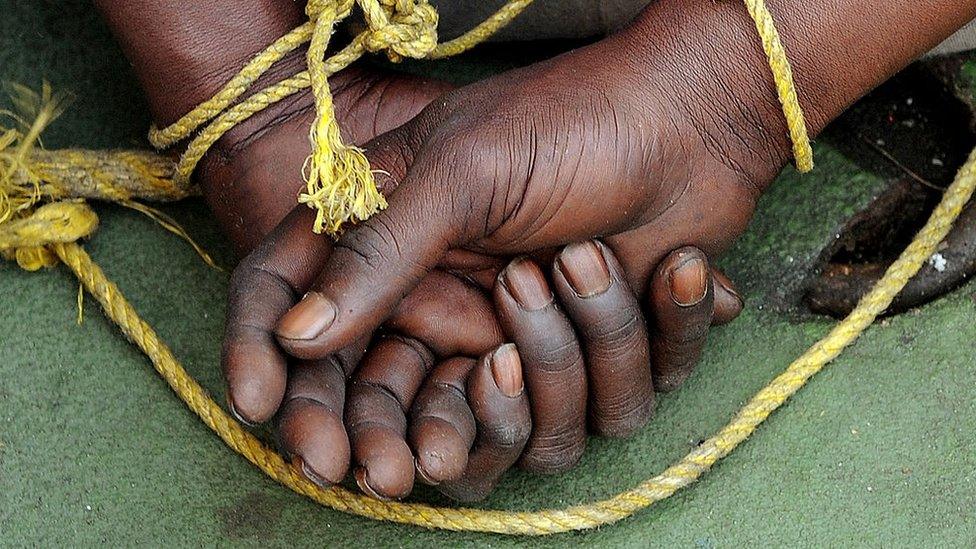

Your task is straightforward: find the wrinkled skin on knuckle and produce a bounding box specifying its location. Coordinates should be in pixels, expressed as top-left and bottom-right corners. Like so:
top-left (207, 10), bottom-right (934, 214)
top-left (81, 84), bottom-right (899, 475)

top-left (332, 214), bottom-right (431, 293)
top-left (480, 417), bottom-right (532, 451)
top-left (521, 432), bottom-right (585, 473)
top-left (346, 381), bottom-right (408, 432)
top-left (588, 394), bottom-right (653, 438)
top-left (586, 309), bottom-right (646, 356)
top-left (336, 219), bottom-right (399, 270)
top-left (527, 333), bottom-right (583, 376)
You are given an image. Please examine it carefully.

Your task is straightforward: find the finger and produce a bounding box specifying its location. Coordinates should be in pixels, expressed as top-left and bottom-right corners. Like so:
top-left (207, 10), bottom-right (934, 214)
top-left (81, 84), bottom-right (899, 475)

top-left (647, 246), bottom-right (715, 392)
top-left (493, 257), bottom-right (587, 474)
top-left (551, 241), bottom-right (654, 438)
top-left (435, 344), bottom-right (531, 502)
top-left (222, 206), bottom-right (331, 424)
top-left (438, 248), bottom-right (508, 290)
top-left (711, 268), bottom-right (744, 326)
top-left (276, 356), bottom-right (351, 487)
top-left (385, 270), bottom-right (504, 357)
top-left (345, 335), bottom-right (434, 499)
top-left (409, 358), bottom-right (478, 486)
top-left (274, 153), bottom-right (462, 360)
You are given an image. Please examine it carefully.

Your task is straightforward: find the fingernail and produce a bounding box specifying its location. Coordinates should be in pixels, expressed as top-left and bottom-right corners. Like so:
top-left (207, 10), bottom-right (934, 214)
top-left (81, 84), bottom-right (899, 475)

top-left (669, 257), bottom-right (707, 306)
top-left (557, 241), bottom-right (611, 298)
top-left (355, 467), bottom-right (388, 500)
top-left (414, 458), bottom-right (439, 486)
top-left (227, 394), bottom-right (255, 427)
top-left (276, 292), bottom-right (337, 340)
top-left (490, 343), bottom-right (523, 397)
top-left (501, 258), bottom-right (552, 311)
top-left (294, 456), bottom-right (331, 488)
top-left (714, 271), bottom-right (744, 308)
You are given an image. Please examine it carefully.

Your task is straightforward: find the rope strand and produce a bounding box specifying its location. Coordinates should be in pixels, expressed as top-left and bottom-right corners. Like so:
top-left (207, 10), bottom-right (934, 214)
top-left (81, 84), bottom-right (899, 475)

top-left (153, 0), bottom-right (535, 235)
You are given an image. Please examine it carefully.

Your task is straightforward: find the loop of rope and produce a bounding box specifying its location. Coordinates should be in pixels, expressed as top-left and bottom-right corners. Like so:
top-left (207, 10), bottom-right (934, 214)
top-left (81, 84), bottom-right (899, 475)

top-left (357, 0), bottom-right (438, 60)
top-left (5, 144), bottom-right (971, 534)
top-left (0, 0), bottom-right (935, 537)
top-left (743, 0), bottom-right (814, 172)
top-left (0, 201), bottom-right (97, 270)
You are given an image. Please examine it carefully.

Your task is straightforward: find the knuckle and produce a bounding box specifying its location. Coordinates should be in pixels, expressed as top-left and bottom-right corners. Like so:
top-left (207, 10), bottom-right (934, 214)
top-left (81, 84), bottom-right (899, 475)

top-left (481, 418), bottom-right (531, 450)
top-left (521, 446), bottom-right (584, 474)
top-left (229, 255), bottom-right (293, 300)
top-left (522, 430), bottom-right (585, 473)
top-left (660, 317), bottom-right (710, 345)
top-left (346, 380), bottom-right (408, 430)
top-left (337, 220), bottom-right (400, 269)
top-left (587, 310), bottom-right (646, 355)
top-left (526, 333), bottom-right (583, 375)
top-left (591, 398), bottom-right (654, 438)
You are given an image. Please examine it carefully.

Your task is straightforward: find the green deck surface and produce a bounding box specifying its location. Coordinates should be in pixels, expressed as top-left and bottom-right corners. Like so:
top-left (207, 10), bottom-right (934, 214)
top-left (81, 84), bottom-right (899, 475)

top-left (2, 3), bottom-right (975, 547)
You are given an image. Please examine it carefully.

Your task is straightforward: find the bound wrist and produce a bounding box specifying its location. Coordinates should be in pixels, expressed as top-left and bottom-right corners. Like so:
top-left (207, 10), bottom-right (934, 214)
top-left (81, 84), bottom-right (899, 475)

top-left (617, 0), bottom-right (806, 188)
top-left (95, 0), bottom-right (306, 127)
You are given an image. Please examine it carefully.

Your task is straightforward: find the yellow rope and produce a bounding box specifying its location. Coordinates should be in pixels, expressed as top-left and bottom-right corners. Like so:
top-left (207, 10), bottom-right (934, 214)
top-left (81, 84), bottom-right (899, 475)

top-left (744, 0), bottom-right (814, 172)
top-left (1, 144), bottom-right (971, 533)
top-left (1, 0), bottom-right (959, 537)
top-left (151, 0), bottom-right (535, 235)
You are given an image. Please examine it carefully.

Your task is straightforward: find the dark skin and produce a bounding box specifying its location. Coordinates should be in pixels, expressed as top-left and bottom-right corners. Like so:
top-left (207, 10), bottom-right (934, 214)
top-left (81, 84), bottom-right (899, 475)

top-left (96, 0), bottom-right (976, 500)
top-left (265, 0), bottom-right (976, 496)
top-left (271, 0), bottom-right (976, 362)
top-left (95, 0), bottom-right (743, 500)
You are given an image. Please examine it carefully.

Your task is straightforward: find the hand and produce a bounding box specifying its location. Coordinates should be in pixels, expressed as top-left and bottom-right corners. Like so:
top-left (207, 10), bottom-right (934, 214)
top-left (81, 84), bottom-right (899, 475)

top-left (197, 65), bottom-right (454, 253)
top-left (327, 241), bottom-right (742, 501)
top-left (271, 0), bottom-right (976, 363)
top-left (270, 1), bottom-right (772, 362)
top-left (210, 64), bottom-right (744, 495)
top-left (214, 67), bottom-right (456, 422)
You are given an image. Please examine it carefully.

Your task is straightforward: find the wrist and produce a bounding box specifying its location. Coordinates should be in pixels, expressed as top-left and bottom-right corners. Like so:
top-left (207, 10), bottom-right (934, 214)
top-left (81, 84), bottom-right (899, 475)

top-left (95, 0), bottom-right (307, 127)
top-left (616, 0), bottom-right (976, 189)
top-left (616, 0), bottom-right (800, 187)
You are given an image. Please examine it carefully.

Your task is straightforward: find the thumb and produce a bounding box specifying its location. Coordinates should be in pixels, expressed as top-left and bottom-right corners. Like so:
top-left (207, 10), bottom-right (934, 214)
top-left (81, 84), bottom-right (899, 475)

top-left (274, 145), bottom-right (461, 359)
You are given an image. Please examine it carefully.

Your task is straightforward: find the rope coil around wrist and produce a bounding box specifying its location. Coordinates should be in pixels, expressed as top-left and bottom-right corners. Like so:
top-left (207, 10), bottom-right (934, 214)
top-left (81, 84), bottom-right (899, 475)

top-left (2, 0), bottom-right (969, 536)
top-left (149, 0), bottom-right (536, 235)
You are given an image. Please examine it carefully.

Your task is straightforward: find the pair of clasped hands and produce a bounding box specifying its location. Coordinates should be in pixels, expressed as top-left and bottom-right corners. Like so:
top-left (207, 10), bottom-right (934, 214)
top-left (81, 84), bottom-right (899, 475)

top-left (215, 30), bottom-right (761, 502)
top-left (167, 0), bottom-right (971, 503)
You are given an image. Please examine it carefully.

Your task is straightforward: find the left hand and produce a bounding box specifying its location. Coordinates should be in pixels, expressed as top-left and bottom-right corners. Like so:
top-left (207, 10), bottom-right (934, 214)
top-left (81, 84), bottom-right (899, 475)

top-left (227, 178), bottom-right (742, 499)
top-left (314, 240), bottom-right (742, 501)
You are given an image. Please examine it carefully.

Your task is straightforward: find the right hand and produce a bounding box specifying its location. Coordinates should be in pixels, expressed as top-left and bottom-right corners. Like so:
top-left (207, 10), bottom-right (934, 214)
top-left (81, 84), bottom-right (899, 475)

top-left (269, 1), bottom-right (775, 366)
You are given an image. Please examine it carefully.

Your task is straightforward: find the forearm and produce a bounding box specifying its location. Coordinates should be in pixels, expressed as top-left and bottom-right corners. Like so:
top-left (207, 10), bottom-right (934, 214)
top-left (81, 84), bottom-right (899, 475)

top-left (756, 0), bottom-right (975, 134)
top-left (620, 0), bottom-right (976, 182)
top-left (94, 0), bottom-right (305, 126)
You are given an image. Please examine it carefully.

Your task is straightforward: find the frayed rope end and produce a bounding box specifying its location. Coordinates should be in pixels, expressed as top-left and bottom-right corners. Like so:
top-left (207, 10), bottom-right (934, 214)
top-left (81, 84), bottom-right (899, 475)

top-left (299, 115), bottom-right (387, 236)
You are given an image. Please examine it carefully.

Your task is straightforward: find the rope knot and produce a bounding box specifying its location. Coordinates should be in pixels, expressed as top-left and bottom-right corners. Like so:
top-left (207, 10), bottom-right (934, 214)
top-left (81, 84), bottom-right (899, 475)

top-left (361, 0), bottom-right (438, 62)
top-left (305, 0), bottom-right (356, 22)
top-left (0, 200), bottom-right (98, 270)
